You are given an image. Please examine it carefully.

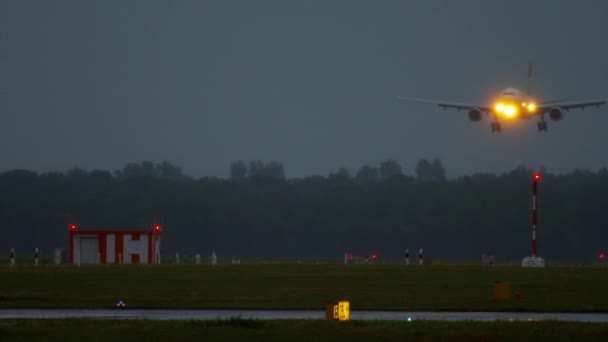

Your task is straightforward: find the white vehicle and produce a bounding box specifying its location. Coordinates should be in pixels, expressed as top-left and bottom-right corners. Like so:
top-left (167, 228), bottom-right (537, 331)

top-left (397, 65), bottom-right (606, 132)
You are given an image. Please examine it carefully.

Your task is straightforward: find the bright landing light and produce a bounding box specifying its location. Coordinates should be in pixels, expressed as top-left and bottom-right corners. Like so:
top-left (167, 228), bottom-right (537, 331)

top-left (527, 103), bottom-right (536, 112)
top-left (504, 106), bottom-right (517, 118)
top-left (494, 102), bottom-right (518, 118)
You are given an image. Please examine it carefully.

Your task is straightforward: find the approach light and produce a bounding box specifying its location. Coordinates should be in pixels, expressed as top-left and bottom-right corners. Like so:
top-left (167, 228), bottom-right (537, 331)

top-left (533, 173), bottom-right (541, 181)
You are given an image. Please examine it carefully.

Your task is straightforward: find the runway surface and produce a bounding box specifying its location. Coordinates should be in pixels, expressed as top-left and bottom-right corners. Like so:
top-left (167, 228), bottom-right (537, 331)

top-left (2, 309), bottom-right (608, 322)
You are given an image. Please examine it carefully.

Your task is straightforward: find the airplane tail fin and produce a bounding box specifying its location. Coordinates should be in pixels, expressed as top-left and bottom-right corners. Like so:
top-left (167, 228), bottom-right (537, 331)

top-left (527, 63), bottom-right (532, 96)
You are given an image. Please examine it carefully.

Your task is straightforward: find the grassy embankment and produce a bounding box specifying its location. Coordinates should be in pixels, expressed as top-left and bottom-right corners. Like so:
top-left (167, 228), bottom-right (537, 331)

top-left (1, 263), bottom-right (607, 311)
top-left (1, 319), bottom-right (608, 341)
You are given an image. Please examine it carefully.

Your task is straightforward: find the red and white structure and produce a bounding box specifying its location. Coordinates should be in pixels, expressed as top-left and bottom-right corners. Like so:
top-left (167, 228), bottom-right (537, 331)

top-left (522, 173), bottom-right (545, 267)
top-left (69, 224), bottom-right (162, 265)
top-left (532, 173), bottom-right (539, 257)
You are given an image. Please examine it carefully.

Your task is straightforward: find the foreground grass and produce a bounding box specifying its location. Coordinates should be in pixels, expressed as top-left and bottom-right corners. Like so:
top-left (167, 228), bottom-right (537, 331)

top-left (1, 264), bottom-right (608, 311)
top-left (1, 319), bottom-right (608, 342)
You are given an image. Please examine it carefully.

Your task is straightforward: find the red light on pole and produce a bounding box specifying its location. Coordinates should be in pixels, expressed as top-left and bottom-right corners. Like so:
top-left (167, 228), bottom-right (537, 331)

top-left (533, 173), bottom-right (541, 181)
top-left (154, 225), bottom-right (161, 231)
top-left (69, 224), bottom-right (77, 231)
top-left (600, 253), bottom-right (606, 260)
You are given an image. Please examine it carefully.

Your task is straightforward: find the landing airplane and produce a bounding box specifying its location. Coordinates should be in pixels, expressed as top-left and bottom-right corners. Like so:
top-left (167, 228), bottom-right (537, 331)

top-left (397, 65), bottom-right (606, 132)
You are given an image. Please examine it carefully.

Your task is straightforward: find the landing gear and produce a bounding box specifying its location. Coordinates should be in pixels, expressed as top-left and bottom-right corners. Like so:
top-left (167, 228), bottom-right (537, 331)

top-left (490, 113), bottom-right (502, 133)
top-left (491, 122), bottom-right (502, 133)
top-left (537, 114), bottom-right (548, 132)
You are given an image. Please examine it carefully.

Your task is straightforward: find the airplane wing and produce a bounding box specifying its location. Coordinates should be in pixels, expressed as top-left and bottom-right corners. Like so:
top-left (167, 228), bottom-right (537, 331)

top-left (396, 96), bottom-right (490, 112)
top-left (540, 99), bottom-right (606, 112)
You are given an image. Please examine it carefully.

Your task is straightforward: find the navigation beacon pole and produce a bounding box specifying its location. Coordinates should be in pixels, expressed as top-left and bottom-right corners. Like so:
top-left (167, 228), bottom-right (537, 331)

top-left (522, 173), bottom-right (545, 267)
top-left (532, 173), bottom-right (539, 257)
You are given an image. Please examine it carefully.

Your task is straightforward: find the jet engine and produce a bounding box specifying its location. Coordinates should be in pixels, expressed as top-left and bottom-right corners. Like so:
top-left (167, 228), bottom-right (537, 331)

top-left (468, 108), bottom-right (482, 122)
top-left (549, 107), bottom-right (564, 121)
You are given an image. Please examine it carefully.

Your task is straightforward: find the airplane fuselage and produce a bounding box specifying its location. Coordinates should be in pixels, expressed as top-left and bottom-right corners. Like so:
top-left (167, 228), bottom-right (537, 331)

top-left (492, 87), bottom-right (538, 120)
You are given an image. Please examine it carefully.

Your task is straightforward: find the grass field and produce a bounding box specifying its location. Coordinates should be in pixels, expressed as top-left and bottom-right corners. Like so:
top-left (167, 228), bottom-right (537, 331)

top-left (1, 319), bottom-right (608, 341)
top-left (1, 263), bottom-right (608, 311)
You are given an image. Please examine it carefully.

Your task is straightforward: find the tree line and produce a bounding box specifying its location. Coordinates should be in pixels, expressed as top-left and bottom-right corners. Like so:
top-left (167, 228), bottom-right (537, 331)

top-left (1, 160), bottom-right (606, 261)
top-left (229, 159), bottom-right (445, 183)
